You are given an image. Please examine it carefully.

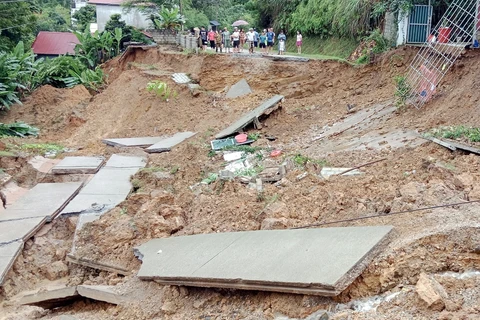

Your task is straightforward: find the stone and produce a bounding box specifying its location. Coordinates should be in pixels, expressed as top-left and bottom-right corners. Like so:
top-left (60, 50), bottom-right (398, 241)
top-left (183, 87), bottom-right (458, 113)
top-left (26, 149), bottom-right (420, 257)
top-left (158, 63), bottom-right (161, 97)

top-left (416, 273), bottom-right (448, 311)
top-left (399, 182), bottom-right (425, 203)
top-left (453, 173), bottom-right (475, 190)
top-left (226, 78), bottom-right (252, 99)
top-left (161, 301), bottom-right (178, 314)
top-left (44, 261), bottom-right (69, 280)
top-left (260, 218), bottom-right (288, 230)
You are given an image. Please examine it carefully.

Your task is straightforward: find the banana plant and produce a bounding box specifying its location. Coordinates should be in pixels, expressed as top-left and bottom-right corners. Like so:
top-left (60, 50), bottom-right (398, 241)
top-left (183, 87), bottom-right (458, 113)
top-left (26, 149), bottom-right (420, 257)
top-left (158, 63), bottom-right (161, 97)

top-left (113, 27), bottom-right (124, 56)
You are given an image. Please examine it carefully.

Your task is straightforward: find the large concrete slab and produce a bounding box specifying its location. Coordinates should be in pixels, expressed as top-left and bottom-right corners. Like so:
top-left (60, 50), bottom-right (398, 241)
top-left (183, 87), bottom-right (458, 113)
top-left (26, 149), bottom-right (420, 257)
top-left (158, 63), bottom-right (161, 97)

top-left (60, 194), bottom-right (127, 215)
top-left (20, 286), bottom-right (79, 309)
top-left (145, 132), bottom-right (197, 153)
top-left (0, 216), bottom-right (47, 244)
top-left (0, 183), bottom-right (83, 222)
top-left (215, 95), bottom-right (284, 139)
top-left (226, 78), bottom-right (252, 99)
top-left (77, 285), bottom-right (127, 305)
top-left (135, 226), bottom-right (393, 296)
top-left (104, 154), bottom-right (147, 168)
top-left (102, 137), bottom-right (166, 148)
top-left (0, 240), bottom-right (23, 285)
top-left (52, 156), bottom-right (105, 174)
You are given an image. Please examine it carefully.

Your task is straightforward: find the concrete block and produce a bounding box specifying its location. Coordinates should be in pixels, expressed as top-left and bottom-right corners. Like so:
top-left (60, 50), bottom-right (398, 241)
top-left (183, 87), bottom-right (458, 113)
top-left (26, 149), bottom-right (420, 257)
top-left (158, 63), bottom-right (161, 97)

top-left (105, 154), bottom-right (147, 168)
top-left (102, 137), bottom-right (166, 148)
top-left (0, 216), bottom-right (47, 244)
top-left (226, 78), bottom-right (252, 99)
top-left (77, 285), bottom-right (127, 305)
top-left (52, 156), bottom-right (105, 174)
top-left (20, 286), bottom-right (79, 309)
top-left (146, 132), bottom-right (197, 153)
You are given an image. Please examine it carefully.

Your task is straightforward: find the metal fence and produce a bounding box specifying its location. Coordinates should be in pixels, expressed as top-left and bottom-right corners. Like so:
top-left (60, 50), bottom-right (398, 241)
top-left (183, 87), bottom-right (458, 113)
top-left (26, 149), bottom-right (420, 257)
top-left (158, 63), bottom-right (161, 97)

top-left (405, 0), bottom-right (480, 108)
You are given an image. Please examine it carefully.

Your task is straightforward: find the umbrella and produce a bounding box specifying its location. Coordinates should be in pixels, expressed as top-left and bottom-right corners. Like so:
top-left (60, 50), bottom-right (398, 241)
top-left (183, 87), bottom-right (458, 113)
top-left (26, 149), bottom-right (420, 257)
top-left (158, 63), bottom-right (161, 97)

top-left (231, 20), bottom-right (249, 27)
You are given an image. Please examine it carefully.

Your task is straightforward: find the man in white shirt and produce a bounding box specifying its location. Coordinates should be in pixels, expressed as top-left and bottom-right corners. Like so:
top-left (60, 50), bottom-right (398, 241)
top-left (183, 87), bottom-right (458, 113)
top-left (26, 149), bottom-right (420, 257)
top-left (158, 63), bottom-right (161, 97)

top-left (246, 28), bottom-right (255, 54)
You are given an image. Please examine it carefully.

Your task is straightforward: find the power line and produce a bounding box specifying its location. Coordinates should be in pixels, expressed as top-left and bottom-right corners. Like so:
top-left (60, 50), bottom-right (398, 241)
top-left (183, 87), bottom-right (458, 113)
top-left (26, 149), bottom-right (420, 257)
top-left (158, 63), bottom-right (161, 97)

top-left (292, 199), bottom-right (480, 229)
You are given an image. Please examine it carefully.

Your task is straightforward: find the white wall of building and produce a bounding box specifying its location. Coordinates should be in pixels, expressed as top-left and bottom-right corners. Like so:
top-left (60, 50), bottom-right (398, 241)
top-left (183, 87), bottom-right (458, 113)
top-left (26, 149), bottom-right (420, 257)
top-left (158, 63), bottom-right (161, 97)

top-left (95, 5), bottom-right (150, 32)
top-left (396, 11), bottom-right (409, 46)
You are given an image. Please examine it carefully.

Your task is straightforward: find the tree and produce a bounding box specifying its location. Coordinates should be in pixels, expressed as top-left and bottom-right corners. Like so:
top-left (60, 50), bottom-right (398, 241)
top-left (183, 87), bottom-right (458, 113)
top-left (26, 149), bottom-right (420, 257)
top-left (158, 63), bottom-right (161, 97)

top-left (72, 5), bottom-right (96, 31)
top-left (152, 6), bottom-right (186, 30)
top-left (0, 2), bottom-right (38, 51)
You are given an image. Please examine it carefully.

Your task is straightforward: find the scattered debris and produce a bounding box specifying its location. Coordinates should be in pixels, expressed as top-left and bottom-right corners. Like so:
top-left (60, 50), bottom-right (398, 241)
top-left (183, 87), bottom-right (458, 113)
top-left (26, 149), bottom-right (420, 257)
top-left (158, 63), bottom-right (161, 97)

top-left (146, 132), bottom-right (197, 153)
top-left (223, 151), bottom-right (244, 162)
top-left (52, 156), bottom-right (105, 174)
top-left (320, 167), bottom-right (363, 178)
top-left (0, 241), bottom-right (23, 285)
top-left (210, 138), bottom-right (253, 151)
top-left (102, 136), bottom-right (167, 148)
top-left (296, 172), bottom-right (308, 181)
top-left (275, 309), bottom-right (329, 320)
top-left (424, 136), bottom-right (480, 155)
top-left (225, 78), bottom-right (252, 99)
top-left (171, 73), bottom-right (191, 84)
top-left (215, 95), bottom-right (284, 139)
top-left (135, 226), bottom-right (393, 296)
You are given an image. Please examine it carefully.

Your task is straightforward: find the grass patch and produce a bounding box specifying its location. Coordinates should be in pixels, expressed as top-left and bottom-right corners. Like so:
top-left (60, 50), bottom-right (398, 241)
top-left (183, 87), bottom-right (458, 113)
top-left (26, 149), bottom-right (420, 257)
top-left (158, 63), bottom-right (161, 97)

top-left (428, 126), bottom-right (480, 143)
top-left (222, 145), bottom-right (263, 153)
top-left (293, 153), bottom-right (328, 167)
top-left (20, 143), bottom-right (64, 155)
top-left (0, 150), bottom-right (16, 157)
top-left (285, 36), bottom-right (358, 60)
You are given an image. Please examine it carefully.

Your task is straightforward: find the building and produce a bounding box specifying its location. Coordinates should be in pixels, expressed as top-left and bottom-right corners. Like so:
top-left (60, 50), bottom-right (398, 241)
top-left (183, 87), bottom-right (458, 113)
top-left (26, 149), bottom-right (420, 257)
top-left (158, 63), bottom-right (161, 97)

top-left (88, 0), bottom-right (151, 32)
top-left (31, 31), bottom-right (80, 58)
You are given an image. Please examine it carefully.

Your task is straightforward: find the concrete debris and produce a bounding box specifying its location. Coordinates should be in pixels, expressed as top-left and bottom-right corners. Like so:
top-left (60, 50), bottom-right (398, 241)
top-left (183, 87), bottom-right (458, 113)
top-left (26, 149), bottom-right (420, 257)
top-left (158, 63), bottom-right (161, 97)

top-left (219, 170), bottom-right (235, 181)
top-left (223, 151), bottom-right (244, 162)
top-left (296, 172), bottom-right (308, 181)
top-left (320, 167), bottom-right (363, 178)
top-left (146, 132), bottom-right (197, 153)
top-left (0, 240), bottom-right (23, 285)
top-left (416, 272), bottom-right (449, 311)
top-left (215, 95), bottom-right (284, 139)
top-left (52, 156), bottom-right (105, 174)
top-left (424, 136), bottom-right (480, 155)
top-left (171, 73), bottom-right (191, 84)
top-left (102, 136), bottom-right (167, 148)
top-left (258, 166), bottom-right (284, 182)
top-left (20, 285), bottom-right (128, 309)
top-left (135, 226), bottom-right (393, 296)
top-left (226, 78), bottom-right (252, 99)
top-left (275, 309), bottom-right (329, 320)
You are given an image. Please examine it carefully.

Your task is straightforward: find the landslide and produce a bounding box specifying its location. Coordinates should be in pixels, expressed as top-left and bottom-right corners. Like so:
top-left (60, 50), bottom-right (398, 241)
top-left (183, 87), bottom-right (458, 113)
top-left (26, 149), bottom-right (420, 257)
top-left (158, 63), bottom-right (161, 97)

top-left (1, 47), bottom-right (480, 320)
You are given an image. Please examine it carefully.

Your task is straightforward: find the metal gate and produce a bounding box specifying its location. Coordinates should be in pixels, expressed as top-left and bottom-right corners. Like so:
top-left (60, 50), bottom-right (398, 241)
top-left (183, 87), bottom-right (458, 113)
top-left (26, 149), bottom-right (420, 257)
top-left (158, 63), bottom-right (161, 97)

top-left (407, 5), bottom-right (433, 43)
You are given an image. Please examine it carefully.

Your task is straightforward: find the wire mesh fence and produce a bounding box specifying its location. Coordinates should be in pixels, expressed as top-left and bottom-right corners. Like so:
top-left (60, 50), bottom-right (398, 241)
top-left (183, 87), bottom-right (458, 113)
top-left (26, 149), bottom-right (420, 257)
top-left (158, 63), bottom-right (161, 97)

top-left (405, 0), bottom-right (480, 108)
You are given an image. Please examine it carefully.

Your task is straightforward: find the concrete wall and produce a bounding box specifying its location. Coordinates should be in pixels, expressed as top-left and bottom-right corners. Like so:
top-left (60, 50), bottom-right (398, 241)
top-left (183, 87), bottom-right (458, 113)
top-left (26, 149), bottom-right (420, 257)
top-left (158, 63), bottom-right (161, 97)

top-left (383, 12), bottom-right (397, 45)
top-left (147, 30), bottom-right (177, 44)
top-left (397, 11), bottom-right (409, 46)
top-left (95, 5), bottom-right (150, 32)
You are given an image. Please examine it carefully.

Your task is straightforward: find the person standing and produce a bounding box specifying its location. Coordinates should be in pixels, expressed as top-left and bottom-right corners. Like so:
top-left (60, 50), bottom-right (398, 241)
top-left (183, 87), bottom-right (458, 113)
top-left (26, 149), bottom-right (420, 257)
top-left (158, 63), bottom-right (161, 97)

top-left (246, 28), bottom-right (256, 54)
top-left (253, 28), bottom-right (259, 50)
top-left (239, 28), bottom-right (246, 52)
top-left (199, 26), bottom-right (208, 51)
top-left (296, 31), bottom-right (303, 54)
top-left (259, 30), bottom-right (267, 54)
top-left (231, 27), bottom-right (240, 53)
top-left (208, 28), bottom-right (216, 50)
top-left (222, 27), bottom-right (231, 53)
top-left (215, 30), bottom-right (222, 53)
top-left (266, 28), bottom-right (275, 54)
top-left (277, 30), bottom-right (286, 55)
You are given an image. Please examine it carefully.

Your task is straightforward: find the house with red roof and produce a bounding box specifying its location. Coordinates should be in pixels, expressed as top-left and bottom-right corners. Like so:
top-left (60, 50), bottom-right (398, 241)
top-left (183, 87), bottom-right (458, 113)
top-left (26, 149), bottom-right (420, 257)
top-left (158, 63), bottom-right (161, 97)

top-left (88, 0), bottom-right (151, 32)
top-left (31, 31), bottom-right (80, 58)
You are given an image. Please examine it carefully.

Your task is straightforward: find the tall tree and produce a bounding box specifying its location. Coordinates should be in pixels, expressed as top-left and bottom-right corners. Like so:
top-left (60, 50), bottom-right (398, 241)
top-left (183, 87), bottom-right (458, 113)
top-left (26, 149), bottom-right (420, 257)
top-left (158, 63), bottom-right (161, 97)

top-left (0, 1), bottom-right (38, 51)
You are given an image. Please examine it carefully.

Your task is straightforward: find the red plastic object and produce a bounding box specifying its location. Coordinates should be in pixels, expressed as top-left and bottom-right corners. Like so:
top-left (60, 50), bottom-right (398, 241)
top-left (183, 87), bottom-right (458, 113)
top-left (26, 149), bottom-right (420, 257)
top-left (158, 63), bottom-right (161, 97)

top-left (235, 134), bottom-right (247, 143)
top-left (270, 149), bottom-right (282, 157)
top-left (438, 27), bottom-right (451, 43)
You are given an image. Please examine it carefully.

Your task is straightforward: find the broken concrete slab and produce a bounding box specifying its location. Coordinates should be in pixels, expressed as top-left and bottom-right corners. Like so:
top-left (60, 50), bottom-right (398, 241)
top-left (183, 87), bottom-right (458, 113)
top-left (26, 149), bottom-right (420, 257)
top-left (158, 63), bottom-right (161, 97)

top-left (215, 95), bottom-right (284, 139)
top-left (171, 73), bottom-right (191, 84)
top-left (226, 78), bottom-right (252, 99)
top-left (66, 255), bottom-right (130, 275)
top-left (145, 132), bottom-right (197, 153)
top-left (52, 156), bottom-right (105, 174)
top-left (0, 240), bottom-right (23, 285)
top-left (135, 226), bottom-right (393, 296)
top-left (0, 216), bottom-right (47, 244)
top-left (104, 154), bottom-right (147, 168)
top-left (0, 183), bottom-right (83, 222)
top-left (79, 168), bottom-right (139, 195)
top-left (320, 167), bottom-right (363, 178)
top-left (77, 285), bottom-right (127, 305)
top-left (424, 136), bottom-right (480, 155)
top-left (102, 136), bottom-right (166, 148)
top-left (20, 286), bottom-right (79, 309)
top-left (60, 194), bottom-right (126, 215)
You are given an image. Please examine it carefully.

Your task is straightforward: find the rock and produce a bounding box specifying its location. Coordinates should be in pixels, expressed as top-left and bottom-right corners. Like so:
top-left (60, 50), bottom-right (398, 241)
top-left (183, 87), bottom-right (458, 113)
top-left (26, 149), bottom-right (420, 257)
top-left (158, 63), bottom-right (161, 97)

top-left (473, 246), bottom-right (480, 254)
top-left (44, 261), bottom-right (69, 280)
top-left (161, 301), bottom-right (178, 314)
top-left (264, 201), bottom-right (288, 218)
top-left (66, 217), bottom-right (78, 233)
top-left (399, 182), bottom-right (425, 203)
top-left (416, 273), bottom-right (448, 311)
top-left (153, 171), bottom-right (173, 180)
top-left (260, 218), bottom-right (288, 230)
top-left (453, 173), bottom-right (475, 190)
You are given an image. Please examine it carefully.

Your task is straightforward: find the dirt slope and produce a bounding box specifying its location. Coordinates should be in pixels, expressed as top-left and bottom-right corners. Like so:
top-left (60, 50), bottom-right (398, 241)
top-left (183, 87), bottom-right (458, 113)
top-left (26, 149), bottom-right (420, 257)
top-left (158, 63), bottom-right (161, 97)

top-left (1, 47), bottom-right (480, 320)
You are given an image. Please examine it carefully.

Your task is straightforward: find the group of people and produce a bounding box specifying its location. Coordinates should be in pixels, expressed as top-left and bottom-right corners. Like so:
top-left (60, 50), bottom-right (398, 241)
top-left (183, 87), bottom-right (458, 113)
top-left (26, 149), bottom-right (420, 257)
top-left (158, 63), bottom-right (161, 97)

top-left (196, 26), bottom-right (303, 55)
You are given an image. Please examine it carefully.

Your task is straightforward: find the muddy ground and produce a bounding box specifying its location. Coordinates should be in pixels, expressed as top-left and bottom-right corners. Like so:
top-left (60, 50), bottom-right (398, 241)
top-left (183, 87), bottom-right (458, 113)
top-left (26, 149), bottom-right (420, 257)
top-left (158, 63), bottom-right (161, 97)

top-left (1, 47), bottom-right (480, 319)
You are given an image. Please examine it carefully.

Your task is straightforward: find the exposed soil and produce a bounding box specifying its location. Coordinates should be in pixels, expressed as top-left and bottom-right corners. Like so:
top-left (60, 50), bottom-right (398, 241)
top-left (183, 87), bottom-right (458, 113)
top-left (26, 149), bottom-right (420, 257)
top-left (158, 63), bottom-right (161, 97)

top-left (1, 46), bottom-right (480, 319)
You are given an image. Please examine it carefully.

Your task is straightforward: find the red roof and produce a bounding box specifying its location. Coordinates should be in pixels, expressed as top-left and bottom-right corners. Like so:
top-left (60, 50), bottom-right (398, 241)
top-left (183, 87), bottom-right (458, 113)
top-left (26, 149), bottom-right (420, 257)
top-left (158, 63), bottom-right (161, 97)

top-left (31, 32), bottom-right (80, 56)
top-left (88, 0), bottom-right (124, 5)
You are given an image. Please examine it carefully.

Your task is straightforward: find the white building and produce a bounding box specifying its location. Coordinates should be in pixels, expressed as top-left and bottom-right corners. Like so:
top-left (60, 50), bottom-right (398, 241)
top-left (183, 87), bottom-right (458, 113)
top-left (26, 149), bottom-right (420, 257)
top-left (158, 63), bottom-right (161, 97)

top-left (88, 0), bottom-right (151, 32)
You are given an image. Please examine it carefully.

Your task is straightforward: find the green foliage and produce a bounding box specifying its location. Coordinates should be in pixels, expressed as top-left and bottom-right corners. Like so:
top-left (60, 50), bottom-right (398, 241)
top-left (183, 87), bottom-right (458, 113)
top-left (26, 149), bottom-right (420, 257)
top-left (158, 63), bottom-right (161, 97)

top-left (36, 5), bottom-right (71, 32)
top-left (363, 29), bottom-right (390, 54)
top-left (0, 122), bottom-right (39, 137)
top-left (20, 143), bottom-right (64, 155)
top-left (74, 28), bottom-right (115, 68)
top-left (0, 2), bottom-right (38, 51)
top-left (184, 7), bottom-right (209, 30)
top-left (293, 153), bottom-right (328, 167)
top-left (247, 133), bottom-right (260, 141)
top-left (285, 36), bottom-right (358, 59)
top-left (72, 5), bottom-right (96, 31)
top-left (429, 126), bottom-right (480, 143)
top-left (146, 80), bottom-right (173, 100)
top-left (104, 14), bottom-right (151, 48)
top-left (222, 145), bottom-right (263, 153)
top-left (152, 6), bottom-right (186, 30)
top-left (394, 75), bottom-right (410, 110)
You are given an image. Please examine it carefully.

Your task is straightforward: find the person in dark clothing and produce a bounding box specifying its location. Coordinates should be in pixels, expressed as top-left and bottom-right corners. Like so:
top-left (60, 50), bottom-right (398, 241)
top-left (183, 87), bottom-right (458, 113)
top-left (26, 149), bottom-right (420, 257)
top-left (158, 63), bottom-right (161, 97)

top-left (199, 26), bottom-right (208, 51)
